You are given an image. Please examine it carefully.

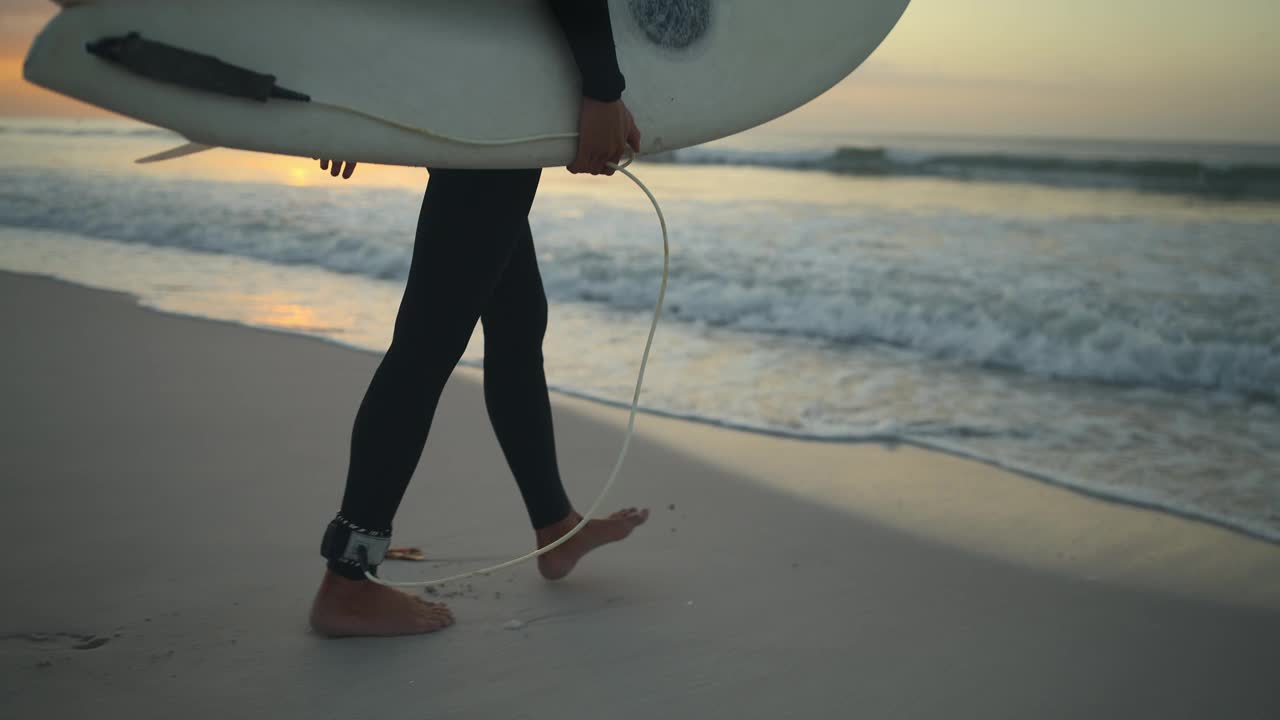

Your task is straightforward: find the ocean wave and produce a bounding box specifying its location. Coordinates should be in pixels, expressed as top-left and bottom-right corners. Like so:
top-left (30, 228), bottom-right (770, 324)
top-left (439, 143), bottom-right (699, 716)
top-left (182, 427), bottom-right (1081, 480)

top-left (644, 146), bottom-right (1280, 199)
top-left (540, 243), bottom-right (1280, 402)
top-left (1, 167), bottom-right (1276, 402)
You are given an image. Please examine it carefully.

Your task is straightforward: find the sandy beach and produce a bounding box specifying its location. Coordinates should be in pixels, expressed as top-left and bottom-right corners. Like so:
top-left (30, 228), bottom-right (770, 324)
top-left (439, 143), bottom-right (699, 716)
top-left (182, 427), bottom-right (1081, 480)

top-left (2, 268), bottom-right (1278, 719)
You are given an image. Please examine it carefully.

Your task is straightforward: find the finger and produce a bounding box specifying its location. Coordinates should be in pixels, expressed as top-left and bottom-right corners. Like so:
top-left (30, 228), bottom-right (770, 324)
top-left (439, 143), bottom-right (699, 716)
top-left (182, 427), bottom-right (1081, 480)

top-left (342, 161), bottom-right (356, 179)
top-left (320, 158), bottom-right (329, 171)
top-left (610, 143), bottom-right (626, 166)
top-left (571, 146), bottom-right (591, 173)
top-left (627, 127), bottom-right (642, 153)
top-left (330, 160), bottom-right (341, 177)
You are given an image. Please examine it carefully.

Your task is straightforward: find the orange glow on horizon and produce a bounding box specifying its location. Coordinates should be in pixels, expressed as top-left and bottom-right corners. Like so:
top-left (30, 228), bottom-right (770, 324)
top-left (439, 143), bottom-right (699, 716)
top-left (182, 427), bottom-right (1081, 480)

top-left (1, 55), bottom-right (112, 117)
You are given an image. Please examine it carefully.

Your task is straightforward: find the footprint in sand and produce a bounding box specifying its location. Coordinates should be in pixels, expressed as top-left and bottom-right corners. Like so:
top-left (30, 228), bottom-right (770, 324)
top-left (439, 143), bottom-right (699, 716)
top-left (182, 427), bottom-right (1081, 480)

top-left (1, 631), bottom-right (111, 651)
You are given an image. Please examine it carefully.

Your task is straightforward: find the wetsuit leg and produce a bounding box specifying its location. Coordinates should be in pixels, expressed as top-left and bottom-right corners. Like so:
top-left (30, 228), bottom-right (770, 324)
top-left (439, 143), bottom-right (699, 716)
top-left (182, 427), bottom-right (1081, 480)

top-left (480, 217), bottom-right (573, 530)
top-left (329, 167), bottom-right (542, 578)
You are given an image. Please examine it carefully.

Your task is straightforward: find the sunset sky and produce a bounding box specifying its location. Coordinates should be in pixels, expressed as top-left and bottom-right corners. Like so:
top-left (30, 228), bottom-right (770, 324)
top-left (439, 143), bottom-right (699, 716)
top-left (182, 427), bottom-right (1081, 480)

top-left (1, 0), bottom-right (1277, 143)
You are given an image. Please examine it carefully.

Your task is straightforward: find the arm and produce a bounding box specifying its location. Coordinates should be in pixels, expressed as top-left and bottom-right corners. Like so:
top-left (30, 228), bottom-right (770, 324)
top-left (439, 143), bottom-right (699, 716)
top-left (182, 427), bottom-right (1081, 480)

top-left (545, 0), bottom-right (626, 102)
top-left (546, 0), bottom-right (640, 175)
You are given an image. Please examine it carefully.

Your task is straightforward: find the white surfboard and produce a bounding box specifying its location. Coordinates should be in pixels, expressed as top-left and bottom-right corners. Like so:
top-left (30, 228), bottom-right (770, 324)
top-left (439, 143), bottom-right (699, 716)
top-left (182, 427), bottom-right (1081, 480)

top-left (25, 0), bottom-right (910, 168)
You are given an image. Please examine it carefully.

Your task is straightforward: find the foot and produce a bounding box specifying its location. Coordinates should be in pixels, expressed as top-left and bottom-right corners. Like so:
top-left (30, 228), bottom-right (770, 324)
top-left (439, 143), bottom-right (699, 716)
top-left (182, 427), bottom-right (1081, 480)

top-left (535, 507), bottom-right (650, 581)
top-left (309, 569), bottom-right (454, 638)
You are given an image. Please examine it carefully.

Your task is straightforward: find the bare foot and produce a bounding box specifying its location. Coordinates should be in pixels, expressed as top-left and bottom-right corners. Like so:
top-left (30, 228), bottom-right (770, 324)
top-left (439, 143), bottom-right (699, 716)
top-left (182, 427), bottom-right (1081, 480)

top-left (535, 507), bottom-right (650, 581)
top-left (309, 569), bottom-right (454, 638)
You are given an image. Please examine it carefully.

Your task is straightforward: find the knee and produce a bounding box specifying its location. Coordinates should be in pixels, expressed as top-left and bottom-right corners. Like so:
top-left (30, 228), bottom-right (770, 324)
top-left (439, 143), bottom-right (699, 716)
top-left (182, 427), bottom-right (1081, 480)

top-left (482, 295), bottom-right (548, 359)
top-left (386, 315), bottom-right (473, 375)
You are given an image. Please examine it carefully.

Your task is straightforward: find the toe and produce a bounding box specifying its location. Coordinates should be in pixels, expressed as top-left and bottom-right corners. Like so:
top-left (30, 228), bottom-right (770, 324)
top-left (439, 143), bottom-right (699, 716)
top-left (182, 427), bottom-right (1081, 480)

top-left (422, 604), bottom-right (453, 623)
top-left (418, 614), bottom-right (449, 632)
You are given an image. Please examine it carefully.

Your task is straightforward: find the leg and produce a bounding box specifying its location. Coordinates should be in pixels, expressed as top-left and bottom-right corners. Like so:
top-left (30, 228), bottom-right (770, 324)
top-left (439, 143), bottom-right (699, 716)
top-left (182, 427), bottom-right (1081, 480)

top-left (479, 219), bottom-right (651, 581)
top-left (480, 219), bottom-right (573, 531)
top-left (336, 167), bottom-right (543, 556)
top-left (312, 167), bottom-right (541, 638)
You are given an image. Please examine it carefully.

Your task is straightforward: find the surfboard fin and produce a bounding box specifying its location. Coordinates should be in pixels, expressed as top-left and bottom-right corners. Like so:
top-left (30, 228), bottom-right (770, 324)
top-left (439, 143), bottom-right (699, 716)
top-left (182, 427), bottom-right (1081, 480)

top-left (135, 142), bottom-right (216, 164)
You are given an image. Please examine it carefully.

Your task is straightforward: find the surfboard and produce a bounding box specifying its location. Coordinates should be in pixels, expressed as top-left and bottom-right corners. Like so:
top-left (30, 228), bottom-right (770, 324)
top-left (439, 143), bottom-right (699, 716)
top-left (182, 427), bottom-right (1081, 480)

top-left (24, 0), bottom-right (911, 168)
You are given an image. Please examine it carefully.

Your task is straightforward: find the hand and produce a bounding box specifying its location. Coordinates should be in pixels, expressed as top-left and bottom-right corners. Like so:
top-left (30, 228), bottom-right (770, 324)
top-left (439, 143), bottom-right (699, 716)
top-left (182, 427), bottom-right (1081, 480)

top-left (568, 98), bottom-right (641, 176)
top-left (318, 158), bottom-right (357, 180)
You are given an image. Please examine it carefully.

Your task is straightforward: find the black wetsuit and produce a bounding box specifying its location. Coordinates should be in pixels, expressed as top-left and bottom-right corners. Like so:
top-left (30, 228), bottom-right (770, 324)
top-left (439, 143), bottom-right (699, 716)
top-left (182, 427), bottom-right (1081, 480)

top-left (326, 1), bottom-right (626, 580)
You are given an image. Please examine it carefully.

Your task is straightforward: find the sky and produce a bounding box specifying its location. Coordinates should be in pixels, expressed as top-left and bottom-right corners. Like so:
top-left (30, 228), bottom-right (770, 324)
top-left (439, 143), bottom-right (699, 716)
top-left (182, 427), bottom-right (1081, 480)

top-left (1, 0), bottom-right (1277, 144)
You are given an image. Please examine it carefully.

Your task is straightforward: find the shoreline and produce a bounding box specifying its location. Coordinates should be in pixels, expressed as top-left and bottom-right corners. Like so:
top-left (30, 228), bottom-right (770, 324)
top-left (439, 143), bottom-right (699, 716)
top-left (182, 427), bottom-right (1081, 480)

top-left (4, 265), bottom-right (1277, 550)
top-left (530, 382), bottom-right (1280, 548)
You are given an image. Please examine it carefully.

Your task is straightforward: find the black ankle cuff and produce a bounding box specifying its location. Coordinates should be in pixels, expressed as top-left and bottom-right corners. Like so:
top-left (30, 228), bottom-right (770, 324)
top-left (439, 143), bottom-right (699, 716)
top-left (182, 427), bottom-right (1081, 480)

top-left (321, 513), bottom-right (391, 580)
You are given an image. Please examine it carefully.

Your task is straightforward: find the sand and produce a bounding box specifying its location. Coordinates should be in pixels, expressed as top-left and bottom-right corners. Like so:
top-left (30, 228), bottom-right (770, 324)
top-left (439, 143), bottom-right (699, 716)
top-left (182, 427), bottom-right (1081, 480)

top-left (2, 269), bottom-right (1278, 720)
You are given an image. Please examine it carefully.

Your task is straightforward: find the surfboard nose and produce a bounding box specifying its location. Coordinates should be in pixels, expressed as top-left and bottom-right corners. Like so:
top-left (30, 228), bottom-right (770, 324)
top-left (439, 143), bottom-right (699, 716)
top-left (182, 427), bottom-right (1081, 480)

top-left (22, 7), bottom-right (74, 90)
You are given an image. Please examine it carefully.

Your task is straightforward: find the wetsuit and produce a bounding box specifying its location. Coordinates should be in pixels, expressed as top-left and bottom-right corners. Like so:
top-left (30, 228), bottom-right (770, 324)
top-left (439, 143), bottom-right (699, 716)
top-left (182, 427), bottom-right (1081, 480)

top-left (324, 1), bottom-right (626, 580)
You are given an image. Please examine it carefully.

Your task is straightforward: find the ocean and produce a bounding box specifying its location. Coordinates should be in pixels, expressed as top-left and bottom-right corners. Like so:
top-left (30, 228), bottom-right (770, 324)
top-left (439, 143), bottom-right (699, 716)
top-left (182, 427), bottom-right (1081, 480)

top-left (2, 117), bottom-right (1278, 541)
